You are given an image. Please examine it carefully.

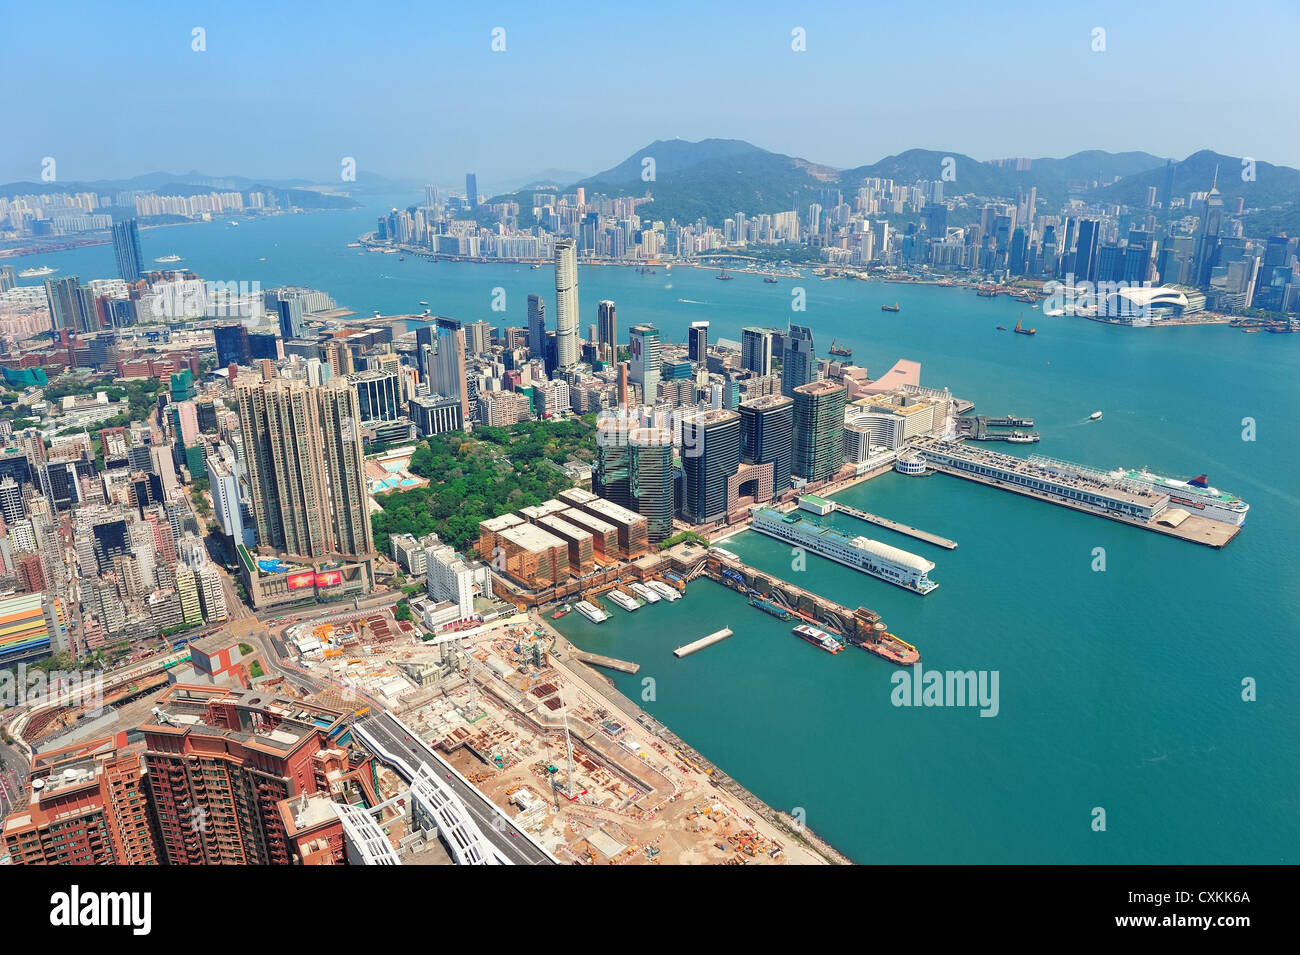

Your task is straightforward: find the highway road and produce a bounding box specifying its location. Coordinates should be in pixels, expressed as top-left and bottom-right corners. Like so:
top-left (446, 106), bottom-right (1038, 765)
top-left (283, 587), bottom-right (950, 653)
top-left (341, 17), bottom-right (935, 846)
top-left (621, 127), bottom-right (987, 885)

top-left (360, 712), bottom-right (554, 866)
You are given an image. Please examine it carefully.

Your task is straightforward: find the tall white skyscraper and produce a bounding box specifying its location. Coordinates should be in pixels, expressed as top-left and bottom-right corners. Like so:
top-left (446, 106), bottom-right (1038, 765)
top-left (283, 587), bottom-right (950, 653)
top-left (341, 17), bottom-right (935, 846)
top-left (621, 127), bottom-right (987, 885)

top-left (629, 323), bottom-right (661, 406)
top-left (554, 239), bottom-right (579, 369)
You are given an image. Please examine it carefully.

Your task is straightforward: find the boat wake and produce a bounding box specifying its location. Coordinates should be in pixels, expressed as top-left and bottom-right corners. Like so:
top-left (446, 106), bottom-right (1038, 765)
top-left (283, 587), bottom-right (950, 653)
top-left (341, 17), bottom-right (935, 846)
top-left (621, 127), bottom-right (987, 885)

top-left (676, 297), bottom-right (707, 305)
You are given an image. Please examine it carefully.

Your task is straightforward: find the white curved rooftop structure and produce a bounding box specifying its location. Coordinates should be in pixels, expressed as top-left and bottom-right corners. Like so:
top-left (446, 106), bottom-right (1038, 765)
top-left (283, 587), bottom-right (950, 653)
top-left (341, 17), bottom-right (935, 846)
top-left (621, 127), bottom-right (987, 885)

top-left (851, 535), bottom-right (935, 573)
top-left (1104, 285), bottom-right (1189, 308)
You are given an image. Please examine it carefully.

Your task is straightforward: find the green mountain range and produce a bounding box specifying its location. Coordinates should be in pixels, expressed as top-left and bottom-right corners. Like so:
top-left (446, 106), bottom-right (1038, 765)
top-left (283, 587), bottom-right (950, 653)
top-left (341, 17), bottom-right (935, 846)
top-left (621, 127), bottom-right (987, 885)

top-left (488, 139), bottom-right (1300, 237)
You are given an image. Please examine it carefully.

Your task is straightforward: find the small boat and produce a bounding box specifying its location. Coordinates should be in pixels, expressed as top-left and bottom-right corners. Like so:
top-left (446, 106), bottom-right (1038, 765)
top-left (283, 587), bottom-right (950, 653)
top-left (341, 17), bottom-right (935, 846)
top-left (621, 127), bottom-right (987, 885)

top-left (881, 302), bottom-right (900, 312)
top-left (154, 254), bottom-right (182, 264)
top-left (347, 242), bottom-right (362, 248)
top-left (1031, 304), bottom-right (1039, 309)
top-left (1089, 411), bottom-right (1102, 421)
top-left (763, 276), bottom-right (778, 284)
top-left (398, 255), bottom-right (405, 261)
top-left (551, 603), bottom-right (572, 619)
top-left (716, 269), bottom-right (733, 280)
top-left (418, 300), bottom-right (429, 306)
top-left (996, 325), bottom-right (1007, 331)
top-left (530, 263), bottom-right (542, 270)
top-left (229, 220), bottom-right (239, 226)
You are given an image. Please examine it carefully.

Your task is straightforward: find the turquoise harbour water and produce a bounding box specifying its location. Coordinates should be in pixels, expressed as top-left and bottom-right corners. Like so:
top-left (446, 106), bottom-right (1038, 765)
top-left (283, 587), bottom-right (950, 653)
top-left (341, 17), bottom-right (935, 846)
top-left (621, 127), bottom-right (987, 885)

top-left (12, 203), bottom-right (1299, 863)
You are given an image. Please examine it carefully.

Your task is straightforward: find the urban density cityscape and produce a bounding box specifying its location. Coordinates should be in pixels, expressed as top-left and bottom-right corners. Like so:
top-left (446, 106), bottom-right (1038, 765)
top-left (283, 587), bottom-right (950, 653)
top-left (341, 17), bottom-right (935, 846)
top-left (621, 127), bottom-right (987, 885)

top-left (0, 6), bottom-right (1292, 915)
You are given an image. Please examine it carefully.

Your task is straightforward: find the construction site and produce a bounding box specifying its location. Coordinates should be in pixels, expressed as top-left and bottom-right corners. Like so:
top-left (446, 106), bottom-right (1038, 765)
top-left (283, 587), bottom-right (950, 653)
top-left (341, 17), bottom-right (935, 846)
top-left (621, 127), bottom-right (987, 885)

top-left (288, 610), bottom-right (832, 865)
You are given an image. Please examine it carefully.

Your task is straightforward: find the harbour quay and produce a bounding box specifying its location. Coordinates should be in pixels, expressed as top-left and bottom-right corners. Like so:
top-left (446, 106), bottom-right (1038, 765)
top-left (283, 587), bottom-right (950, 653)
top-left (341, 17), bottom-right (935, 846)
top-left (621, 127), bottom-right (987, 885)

top-left (909, 437), bottom-right (1243, 548)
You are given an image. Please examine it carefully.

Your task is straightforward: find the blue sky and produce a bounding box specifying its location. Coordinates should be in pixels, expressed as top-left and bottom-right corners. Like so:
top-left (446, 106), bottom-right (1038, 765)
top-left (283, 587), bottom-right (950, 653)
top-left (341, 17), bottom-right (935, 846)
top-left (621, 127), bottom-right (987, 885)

top-left (5, 0), bottom-right (1298, 188)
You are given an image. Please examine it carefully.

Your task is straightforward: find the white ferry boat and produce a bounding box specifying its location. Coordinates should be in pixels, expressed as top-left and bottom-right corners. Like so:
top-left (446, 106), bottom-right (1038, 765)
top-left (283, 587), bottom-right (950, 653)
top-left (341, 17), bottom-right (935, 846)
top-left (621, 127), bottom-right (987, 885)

top-left (154, 254), bottom-right (182, 263)
top-left (648, 580), bottom-right (681, 601)
top-left (1112, 469), bottom-right (1249, 525)
top-left (750, 506), bottom-right (938, 595)
top-left (608, 590), bottom-right (640, 612)
top-left (18, 266), bottom-right (55, 278)
top-left (629, 582), bottom-right (661, 603)
top-left (574, 600), bottom-right (607, 624)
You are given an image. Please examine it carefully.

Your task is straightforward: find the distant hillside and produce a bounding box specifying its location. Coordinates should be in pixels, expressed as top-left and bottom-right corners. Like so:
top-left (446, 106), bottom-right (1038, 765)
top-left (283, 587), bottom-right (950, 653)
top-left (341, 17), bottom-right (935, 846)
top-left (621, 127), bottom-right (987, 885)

top-left (487, 140), bottom-right (1180, 224)
top-left (0, 171), bottom-right (362, 210)
top-left (1085, 149), bottom-right (1300, 235)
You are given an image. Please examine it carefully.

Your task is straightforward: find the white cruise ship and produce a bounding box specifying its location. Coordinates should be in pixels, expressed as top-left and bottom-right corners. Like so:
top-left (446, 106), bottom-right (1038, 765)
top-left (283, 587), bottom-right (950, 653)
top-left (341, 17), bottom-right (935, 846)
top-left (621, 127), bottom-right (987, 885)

top-left (750, 506), bottom-right (938, 595)
top-left (648, 580), bottom-right (681, 601)
top-left (629, 582), bottom-right (661, 603)
top-left (574, 600), bottom-right (607, 624)
top-left (608, 590), bottom-right (640, 612)
top-left (1112, 468), bottom-right (1250, 525)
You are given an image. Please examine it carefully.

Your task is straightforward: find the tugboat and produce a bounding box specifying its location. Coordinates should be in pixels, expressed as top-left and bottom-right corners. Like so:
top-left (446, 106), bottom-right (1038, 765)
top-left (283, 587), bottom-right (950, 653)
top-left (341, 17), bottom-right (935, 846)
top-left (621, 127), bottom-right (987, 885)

top-left (881, 302), bottom-right (901, 312)
top-left (1013, 316), bottom-right (1036, 335)
top-left (996, 324), bottom-right (1007, 330)
top-left (828, 338), bottom-right (852, 358)
top-left (716, 268), bottom-right (733, 281)
top-left (763, 275), bottom-right (778, 284)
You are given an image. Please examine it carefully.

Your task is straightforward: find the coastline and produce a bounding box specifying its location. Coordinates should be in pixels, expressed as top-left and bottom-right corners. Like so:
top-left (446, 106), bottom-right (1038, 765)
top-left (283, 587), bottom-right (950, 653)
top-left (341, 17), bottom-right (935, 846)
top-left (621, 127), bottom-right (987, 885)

top-left (533, 611), bottom-right (852, 865)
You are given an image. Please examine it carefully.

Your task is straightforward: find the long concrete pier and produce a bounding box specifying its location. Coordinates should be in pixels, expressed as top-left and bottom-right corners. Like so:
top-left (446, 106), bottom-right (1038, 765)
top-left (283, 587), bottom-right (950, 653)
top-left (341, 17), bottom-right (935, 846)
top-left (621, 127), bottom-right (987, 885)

top-left (674, 628), bottom-right (734, 658)
top-left (570, 650), bottom-right (641, 674)
top-left (830, 502), bottom-right (958, 550)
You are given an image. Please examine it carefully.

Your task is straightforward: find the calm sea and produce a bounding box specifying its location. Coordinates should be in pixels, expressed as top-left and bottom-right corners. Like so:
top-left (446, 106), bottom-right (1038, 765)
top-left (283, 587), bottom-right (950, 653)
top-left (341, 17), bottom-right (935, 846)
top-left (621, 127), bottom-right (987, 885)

top-left (12, 203), bottom-right (1299, 862)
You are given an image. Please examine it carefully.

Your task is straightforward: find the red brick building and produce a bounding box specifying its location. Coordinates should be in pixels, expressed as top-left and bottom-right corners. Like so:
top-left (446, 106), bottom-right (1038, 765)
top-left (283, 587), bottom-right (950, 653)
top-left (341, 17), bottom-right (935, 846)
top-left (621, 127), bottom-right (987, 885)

top-left (2, 733), bottom-right (160, 865)
top-left (141, 685), bottom-right (350, 865)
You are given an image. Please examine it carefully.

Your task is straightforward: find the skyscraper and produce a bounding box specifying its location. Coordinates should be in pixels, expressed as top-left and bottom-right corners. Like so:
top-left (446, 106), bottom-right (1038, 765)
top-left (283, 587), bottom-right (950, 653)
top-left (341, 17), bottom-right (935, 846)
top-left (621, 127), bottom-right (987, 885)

top-left (1193, 170), bottom-right (1224, 287)
top-left (554, 239), bottom-right (579, 369)
top-left (44, 276), bottom-right (87, 332)
top-left (214, 323), bottom-right (251, 367)
top-left (628, 427), bottom-right (675, 543)
top-left (739, 393), bottom-right (795, 493)
top-left (680, 409), bottom-right (741, 525)
top-left (235, 376), bottom-right (374, 560)
top-left (466, 172), bottom-right (478, 210)
top-left (111, 218), bottom-right (144, 282)
top-left (791, 380), bottom-right (846, 483)
top-left (431, 318), bottom-right (469, 425)
top-left (688, 321), bottom-right (709, 364)
top-left (527, 294), bottom-right (547, 357)
top-left (597, 300), bottom-right (617, 361)
top-left (628, 323), bottom-right (661, 407)
top-left (741, 326), bottom-right (774, 376)
top-left (781, 324), bottom-right (818, 397)
top-left (1073, 219), bottom-right (1100, 282)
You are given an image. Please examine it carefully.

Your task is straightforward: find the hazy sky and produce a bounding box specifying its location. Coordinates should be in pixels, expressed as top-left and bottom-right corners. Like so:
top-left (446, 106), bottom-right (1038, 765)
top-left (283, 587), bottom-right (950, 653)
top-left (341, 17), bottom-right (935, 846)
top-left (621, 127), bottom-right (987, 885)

top-left (6, 0), bottom-right (1298, 189)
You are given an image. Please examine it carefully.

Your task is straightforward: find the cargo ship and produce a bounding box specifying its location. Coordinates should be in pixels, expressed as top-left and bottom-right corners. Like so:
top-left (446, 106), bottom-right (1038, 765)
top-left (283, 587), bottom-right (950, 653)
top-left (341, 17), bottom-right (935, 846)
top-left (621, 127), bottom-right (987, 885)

top-left (1013, 316), bottom-right (1036, 335)
top-left (750, 505), bottom-right (938, 594)
top-left (749, 596), bottom-right (791, 620)
top-left (608, 590), bottom-right (640, 612)
top-left (574, 600), bottom-right (607, 623)
top-left (793, 624), bottom-right (842, 654)
top-left (648, 580), bottom-right (681, 601)
top-left (1109, 468), bottom-right (1250, 525)
top-left (716, 268), bottom-right (733, 280)
top-left (629, 582), bottom-right (661, 603)
top-left (828, 338), bottom-right (852, 357)
top-left (881, 302), bottom-right (901, 312)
